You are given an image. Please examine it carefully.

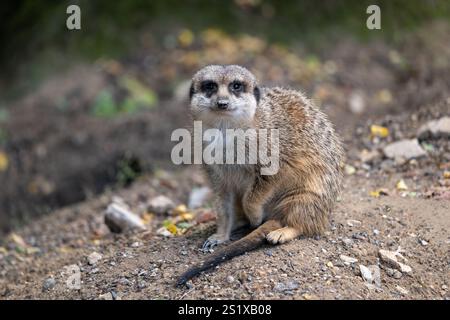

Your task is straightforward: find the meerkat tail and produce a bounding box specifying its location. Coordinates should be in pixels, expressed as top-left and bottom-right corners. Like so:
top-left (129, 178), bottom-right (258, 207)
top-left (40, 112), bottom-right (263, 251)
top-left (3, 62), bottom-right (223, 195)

top-left (176, 220), bottom-right (282, 287)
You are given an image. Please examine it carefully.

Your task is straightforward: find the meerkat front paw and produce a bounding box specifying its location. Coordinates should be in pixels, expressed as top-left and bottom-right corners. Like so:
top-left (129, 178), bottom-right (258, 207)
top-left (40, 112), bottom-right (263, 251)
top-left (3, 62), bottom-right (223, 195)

top-left (202, 233), bottom-right (229, 251)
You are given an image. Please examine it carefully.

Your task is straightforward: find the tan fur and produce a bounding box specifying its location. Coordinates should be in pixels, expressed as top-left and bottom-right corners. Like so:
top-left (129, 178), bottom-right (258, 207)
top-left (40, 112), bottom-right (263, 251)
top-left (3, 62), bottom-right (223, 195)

top-left (177, 65), bottom-right (343, 285)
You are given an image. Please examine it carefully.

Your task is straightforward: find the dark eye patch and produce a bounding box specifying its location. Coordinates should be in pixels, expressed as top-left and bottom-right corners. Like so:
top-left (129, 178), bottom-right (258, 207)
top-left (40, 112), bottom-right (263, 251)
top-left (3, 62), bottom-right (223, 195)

top-left (229, 81), bottom-right (245, 94)
top-left (200, 80), bottom-right (218, 94)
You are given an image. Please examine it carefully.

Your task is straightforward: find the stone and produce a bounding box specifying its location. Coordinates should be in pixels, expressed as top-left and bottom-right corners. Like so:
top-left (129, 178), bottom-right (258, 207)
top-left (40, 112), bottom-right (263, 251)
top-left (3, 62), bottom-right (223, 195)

top-left (349, 91), bottom-right (366, 114)
top-left (359, 149), bottom-right (380, 163)
top-left (392, 270), bottom-right (403, 279)
top-left (43, 278), bottom-right (56, 291)
top-left (347, 219), bottom-right (362, 227)
top-left (342, 238), bottom-right (353, 247)
top-left (383, 139), bottom-right (426, 161)
top-left (226, 276), bottom-right (235, 284)
top-left (339, 255), bottom-right (358, 265)
top-left (188, 187), bottom-right (212, 209)
top-left (379, 249), bottom-right (412, 274)
top-left (105, 202), bottom-right (146, 233)
top-left (98, 292), bottom-right (113, 300)
top-left (344, 164), bottom-right (356, 175)
top-left (87, 252), bottom-right (102, 265)
top-left (359, 265), bottom-right (381, 287)
top-left (156, 227), bottom-right (173, 237)
top-left (359, 265), bottom-right (373, 283)
top-left (368, 265), bottom-right (381, 287)
top-left (131, 242), bottom-right (142, 248)
top-left (273, 281), bottom-right (299, 292)
top-left (396, 285), bottom-right (409, 295)
top-left (418, 117), bottom-right (450, 139)
top-left (147, 195), bottom-right (175, 215)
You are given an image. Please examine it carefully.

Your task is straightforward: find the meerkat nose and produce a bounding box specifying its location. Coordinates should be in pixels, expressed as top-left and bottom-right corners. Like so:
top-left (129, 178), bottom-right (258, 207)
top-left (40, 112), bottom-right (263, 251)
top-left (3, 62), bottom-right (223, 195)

top-left (217, 99), bottom-right (229, 110)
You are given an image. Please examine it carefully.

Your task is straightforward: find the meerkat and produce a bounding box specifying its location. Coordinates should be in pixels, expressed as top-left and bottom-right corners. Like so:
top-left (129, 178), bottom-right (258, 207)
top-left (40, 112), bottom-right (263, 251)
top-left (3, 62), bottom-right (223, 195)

top-left (177, 65), bottom-right (343, 286)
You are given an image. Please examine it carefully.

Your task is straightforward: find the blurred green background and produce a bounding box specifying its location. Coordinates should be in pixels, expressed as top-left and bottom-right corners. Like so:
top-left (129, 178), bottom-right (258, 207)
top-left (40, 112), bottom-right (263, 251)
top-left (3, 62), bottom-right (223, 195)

top-left (1, 0), bottom-right (449, 98)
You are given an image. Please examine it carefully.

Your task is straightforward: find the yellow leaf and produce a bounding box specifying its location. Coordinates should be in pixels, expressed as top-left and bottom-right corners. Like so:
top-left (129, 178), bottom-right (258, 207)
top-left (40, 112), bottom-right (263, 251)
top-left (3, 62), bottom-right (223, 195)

top-left (377, 89), bottom-right (393, 104)
top-left (444, 171), bottom-right (450, 179)
top-left (370, 125), bottom-right (389, 138)
top-left (180, 212), bottom-right (194, 221)
top-left (25, 247), bottom-right (40, 255)
top-left (396, 179), bottom-right (408, 190)
top-left (141, 212), bottom-right (154, 224)
top-left (0, 151), bottom-right (8, 171)
top-left (58, 246), bottom-right (73, 254)
top-left (173, 204), bottom-right (188, 215)
top-left (178, 29), bottom-right (194, 47)
top-left (9, 232), bottom-right (27, 247)
top-left (166, 223), bottom-right (178, 235)
top-left (370, 190), bottom-right (380, 198)
top-left (370, 189), bottom-right (389, 198)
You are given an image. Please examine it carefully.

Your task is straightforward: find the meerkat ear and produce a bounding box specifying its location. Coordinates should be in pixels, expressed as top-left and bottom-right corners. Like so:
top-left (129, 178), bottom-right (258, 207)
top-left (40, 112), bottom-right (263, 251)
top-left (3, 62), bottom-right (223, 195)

top-left (189, 82), bottom-right (195, 100)
top-left (253, 86), bottom-right (260, 104)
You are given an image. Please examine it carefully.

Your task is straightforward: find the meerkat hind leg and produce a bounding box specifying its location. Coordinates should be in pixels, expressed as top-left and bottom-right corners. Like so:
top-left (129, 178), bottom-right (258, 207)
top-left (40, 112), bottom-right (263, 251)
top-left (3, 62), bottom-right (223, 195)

top-left (266, 227), bottom-right (301, 244)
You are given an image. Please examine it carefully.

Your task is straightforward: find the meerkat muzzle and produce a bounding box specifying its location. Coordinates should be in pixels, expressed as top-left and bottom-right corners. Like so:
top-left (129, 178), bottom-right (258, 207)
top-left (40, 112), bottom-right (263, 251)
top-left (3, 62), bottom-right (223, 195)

top-left (216, 99), bottom-right (229, 110)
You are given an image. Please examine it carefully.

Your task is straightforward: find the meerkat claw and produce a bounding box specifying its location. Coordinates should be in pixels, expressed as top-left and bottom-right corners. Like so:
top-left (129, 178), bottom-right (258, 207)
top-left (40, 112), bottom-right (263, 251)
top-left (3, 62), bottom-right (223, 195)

top-left (201, 238), bottom-right (221, 251)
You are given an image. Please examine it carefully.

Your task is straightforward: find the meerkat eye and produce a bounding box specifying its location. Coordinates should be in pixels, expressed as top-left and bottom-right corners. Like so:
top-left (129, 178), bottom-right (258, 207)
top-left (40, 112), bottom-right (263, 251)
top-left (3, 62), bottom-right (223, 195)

top-left (230, 81), bottom-right (244, 93)
top-left (200, 81), bottom-right (218, 93)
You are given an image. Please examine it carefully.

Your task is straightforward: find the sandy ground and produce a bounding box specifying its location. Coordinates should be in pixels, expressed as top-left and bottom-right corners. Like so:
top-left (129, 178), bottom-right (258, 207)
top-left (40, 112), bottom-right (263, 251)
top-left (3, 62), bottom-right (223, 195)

top-left (0, 22), bottom-right (449, 300)
top-left (0, 139), bottom-right (449, 300)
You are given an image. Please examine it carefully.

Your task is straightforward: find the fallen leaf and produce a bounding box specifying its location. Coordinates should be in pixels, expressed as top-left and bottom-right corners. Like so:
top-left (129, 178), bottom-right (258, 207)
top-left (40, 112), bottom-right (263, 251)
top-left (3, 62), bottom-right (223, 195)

top-left (376, 89), bottom-right (393, 104)
top-left (58, 246), bottom-right (73, 254)
top-left (25, 247), bottom-right (41, 254)
top-left (302, 293), bottom-right (317, 300)
top-left (172, 204), bottom-right (188, 215)
top-left (141, 212), bottom-right (154, 224)
top-left (396, 179), bottom-right (408, 191)
top-left (178, 29), bottom-right (194, 47)
top-left (180, 212), bottom-right (194, 221)
top-left (370, 189), bottom-right (389, 198)
top-left (9, 232), bottom-right (27, 247)
top-left (0, 151), bottom-right (8, 171)
top-left (165, 223), bottom-right (178, 235)
top-left (370, 125), bottom-right (389, 138)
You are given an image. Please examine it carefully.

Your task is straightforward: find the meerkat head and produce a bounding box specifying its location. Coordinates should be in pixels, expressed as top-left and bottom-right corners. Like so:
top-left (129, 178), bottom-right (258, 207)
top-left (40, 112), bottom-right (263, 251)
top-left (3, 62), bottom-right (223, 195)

top-left (189, 65), bottom-right (260, 127)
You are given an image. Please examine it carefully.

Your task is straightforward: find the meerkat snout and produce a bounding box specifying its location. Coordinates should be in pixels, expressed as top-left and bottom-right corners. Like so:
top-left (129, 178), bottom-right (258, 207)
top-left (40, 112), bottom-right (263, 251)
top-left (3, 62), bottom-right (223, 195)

top-left (216, 98), bottom-right (229, 110)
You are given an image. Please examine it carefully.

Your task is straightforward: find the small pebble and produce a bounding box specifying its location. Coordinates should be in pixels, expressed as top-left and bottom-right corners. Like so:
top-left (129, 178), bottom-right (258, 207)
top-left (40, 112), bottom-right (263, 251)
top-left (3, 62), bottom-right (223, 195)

top-left (42, 278), bottom-right (56, 291)
top-left (87, 252), bottom-right (102, 265)
top-left (98, 292), bottom-right (113, 300)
